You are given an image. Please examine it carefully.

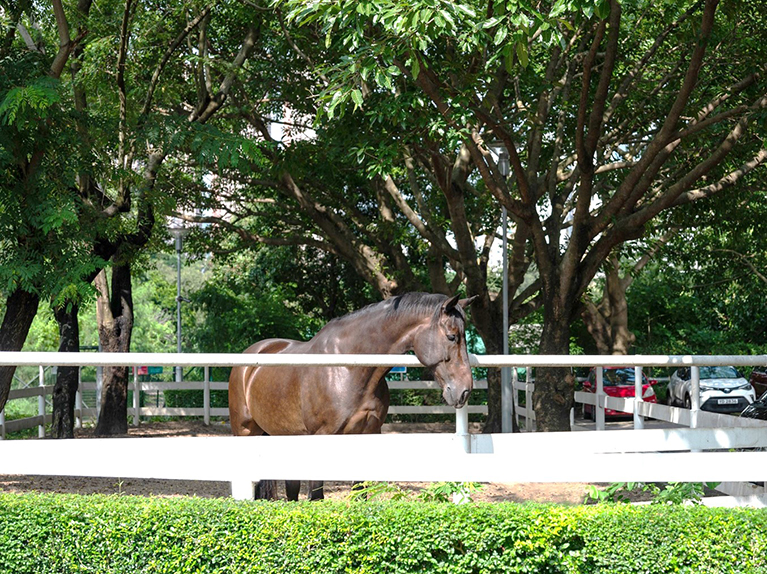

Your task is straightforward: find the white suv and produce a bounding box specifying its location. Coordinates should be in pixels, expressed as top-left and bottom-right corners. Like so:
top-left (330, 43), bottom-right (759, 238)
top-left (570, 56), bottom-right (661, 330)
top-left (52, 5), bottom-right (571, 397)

top-left (668, 366), bottom-right (755, 413)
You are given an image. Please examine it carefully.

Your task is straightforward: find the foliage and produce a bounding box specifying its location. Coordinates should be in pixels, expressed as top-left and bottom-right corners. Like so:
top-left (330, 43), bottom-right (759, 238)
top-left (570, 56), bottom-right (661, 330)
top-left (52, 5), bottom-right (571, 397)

top-left (0, 54), bottom-right (105, 304)
top-left (1, 493), bottom-right (767, 573)
top-left (347, 481), bottom-right (484, 503)
top-left (586, 482), bottom-right (721, 505)
top-left (185, 253), bottom-right (313, 355)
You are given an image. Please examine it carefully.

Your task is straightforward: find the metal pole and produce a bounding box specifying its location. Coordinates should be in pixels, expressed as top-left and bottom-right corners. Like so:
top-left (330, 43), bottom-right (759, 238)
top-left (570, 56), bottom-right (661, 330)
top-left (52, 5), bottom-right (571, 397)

top-left (496, 148), bottom-right (511, 433)
top-left (501, 205), bottom-right (512, 433)
top-left (176, 234), bottom-right (183, 384)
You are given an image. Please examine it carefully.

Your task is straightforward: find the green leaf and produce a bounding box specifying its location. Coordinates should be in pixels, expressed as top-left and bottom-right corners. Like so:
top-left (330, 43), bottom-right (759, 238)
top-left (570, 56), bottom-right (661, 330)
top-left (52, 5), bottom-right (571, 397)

top-left (351, 89), bottom-right (364, 109)
top-left (494, 26), bottom-right (509, 46)
top-left (411, 56), bottom-right (420, 80)
top-left (595, 0), bottom-right (611, 20)
top-left (516, 40), bottom-right (529, 68)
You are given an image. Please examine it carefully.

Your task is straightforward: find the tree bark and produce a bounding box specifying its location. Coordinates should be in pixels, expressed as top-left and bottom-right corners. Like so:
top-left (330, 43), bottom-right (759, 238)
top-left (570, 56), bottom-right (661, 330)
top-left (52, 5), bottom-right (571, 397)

top-left (581, 261), bottom-right (635, 355)
top-left (52, 303), bottom-right (80, 438)
top-left (532, 304), bottom-right (576, 432)
top-left (94, 264), bottom-right (134, 436)
top-left (0, 288), bottom-right (40, 413)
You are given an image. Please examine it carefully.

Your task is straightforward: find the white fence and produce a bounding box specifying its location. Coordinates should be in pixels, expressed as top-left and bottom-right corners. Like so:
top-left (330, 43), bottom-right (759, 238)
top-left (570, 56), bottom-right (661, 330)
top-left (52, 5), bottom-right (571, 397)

top-left (0, 368), bottom-right (489, 438)
top-left (2, 352), bottom-right (767, 506)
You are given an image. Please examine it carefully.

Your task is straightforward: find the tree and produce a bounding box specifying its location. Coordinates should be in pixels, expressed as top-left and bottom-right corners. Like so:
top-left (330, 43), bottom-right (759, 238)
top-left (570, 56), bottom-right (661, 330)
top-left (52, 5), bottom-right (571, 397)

top-left (276, 0), bottom-right (767, 431)
top-left (180, 13), bottom-right (539, 431)
top-left (1, 0), bottom-right (261, 434)
top-left (580, 230), bottom-right (676, 355)
top-left (629, 181), bottom-right (767, 356)
top-left (0, 0), bottom-right (108, 419)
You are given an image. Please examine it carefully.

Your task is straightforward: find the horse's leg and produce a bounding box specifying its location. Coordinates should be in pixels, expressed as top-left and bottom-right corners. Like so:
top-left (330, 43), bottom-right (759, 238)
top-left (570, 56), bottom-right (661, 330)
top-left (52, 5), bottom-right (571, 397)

top-left (285, 481), bottom-right (301, 501)
top-left (255, 480), bottom-right (277, 500)
top-left (308, 481), bottom-right (324, 501)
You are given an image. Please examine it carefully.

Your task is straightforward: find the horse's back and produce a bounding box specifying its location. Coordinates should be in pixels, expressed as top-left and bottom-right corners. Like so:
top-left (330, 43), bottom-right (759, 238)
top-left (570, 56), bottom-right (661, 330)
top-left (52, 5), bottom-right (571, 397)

top-left (229, 338), bottom-right (308, 436)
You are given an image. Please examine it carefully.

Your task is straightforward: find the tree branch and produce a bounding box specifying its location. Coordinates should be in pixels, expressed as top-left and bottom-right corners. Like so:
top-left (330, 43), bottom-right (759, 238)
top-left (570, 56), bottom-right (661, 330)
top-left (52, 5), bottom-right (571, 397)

top-left (142, 3), bottom-right (215, 116)
top-left (50, 0), bottom-right (73, 78)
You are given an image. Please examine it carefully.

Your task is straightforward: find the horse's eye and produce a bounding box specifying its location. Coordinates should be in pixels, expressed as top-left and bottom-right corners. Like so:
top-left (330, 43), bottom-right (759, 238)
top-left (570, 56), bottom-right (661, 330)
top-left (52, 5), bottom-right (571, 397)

top-left (447, 334), bottom-right (457, 342)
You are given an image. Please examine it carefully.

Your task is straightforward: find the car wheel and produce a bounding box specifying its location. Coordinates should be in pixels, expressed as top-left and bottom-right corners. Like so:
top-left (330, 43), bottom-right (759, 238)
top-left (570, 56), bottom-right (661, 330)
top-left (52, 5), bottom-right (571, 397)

top-left (684, 394), bottom-right (691, 410)
top-left (584, 405), bottom-right (593, 420)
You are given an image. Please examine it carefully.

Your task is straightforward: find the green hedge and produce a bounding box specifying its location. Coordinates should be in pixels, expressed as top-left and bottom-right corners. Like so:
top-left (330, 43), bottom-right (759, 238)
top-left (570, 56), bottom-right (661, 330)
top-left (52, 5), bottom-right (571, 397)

top-left (1, 493), bottom-right (766, 573)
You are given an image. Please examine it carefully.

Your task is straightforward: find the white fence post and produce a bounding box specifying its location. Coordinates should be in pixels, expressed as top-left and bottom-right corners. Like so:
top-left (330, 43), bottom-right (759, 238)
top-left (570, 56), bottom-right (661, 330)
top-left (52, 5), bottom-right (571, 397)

top-left (634, 366), bottom-right (645, 430)
top-left (204, 366), bottom-right (211, 426)
top-left (511, 367), bottom-right (520, 429)
top-left (455, 406), bottom-right (470, 452)
top-left (525, 367), bottom-right (533, 431)
top-left (133, 367), bottom-right (140, 427)
top-left (75, 367), bottom-right (82, 430)
top-left (0, 408), bottom-right (5, 440)
top-left (596, 367), bottom-right (605, 431)
top-left (691, 366), bottom-right (700, 430)
top-left (38, 365), bottom-right (45, 438)
top-left (231, 479), bottom-right (256, 500)
top-left (96, 365), bottom-right (103, 417)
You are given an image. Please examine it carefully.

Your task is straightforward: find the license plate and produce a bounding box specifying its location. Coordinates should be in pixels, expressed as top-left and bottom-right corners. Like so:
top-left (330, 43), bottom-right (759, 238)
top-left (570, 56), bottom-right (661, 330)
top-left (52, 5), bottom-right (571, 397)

top-left (718, 398), bottom-right (738, 405)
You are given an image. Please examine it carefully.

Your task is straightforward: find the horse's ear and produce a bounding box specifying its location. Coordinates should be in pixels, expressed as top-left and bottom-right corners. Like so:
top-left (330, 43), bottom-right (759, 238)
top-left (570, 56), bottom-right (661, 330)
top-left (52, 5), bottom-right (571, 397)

top-left (458, 295), bottom-right (478, 309)
top-left (441, 294), bottom-right (460, 313)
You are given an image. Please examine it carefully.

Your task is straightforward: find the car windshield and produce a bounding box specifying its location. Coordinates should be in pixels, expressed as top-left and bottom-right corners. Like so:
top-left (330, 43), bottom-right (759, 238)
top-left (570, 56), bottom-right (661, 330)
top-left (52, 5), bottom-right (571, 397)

top-left (603, 368), bottom-right (637, 387)
top-left (700, 366), bottom-right (739, 380)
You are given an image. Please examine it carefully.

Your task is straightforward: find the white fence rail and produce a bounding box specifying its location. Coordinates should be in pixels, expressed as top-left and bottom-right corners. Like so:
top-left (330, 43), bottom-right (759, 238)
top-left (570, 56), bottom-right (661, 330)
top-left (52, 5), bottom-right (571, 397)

top-left (0, 374), bottom-right (490, 438)
top-left (2, 352), bottom-right (767, 506)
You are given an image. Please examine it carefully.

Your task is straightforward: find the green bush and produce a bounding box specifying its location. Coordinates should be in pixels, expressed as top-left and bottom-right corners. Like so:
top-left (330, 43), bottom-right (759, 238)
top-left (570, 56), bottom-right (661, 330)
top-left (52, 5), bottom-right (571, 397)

top-left (1, 493), bottom-right (766, 573)
top-left (163, 389), bottom-right (229, 409)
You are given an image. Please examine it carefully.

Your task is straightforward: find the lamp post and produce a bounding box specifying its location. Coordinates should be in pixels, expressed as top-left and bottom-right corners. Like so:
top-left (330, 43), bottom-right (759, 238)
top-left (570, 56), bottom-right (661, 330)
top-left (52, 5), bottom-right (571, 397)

top-left (488, 143), bottom-right (512, 433)
top-left (169, 226), bottom-right (190, 384)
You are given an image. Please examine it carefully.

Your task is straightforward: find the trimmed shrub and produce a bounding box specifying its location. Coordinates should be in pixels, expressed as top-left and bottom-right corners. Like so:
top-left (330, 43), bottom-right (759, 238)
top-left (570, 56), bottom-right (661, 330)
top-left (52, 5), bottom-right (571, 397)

top-left (0, 493), bottom-right (765, 573)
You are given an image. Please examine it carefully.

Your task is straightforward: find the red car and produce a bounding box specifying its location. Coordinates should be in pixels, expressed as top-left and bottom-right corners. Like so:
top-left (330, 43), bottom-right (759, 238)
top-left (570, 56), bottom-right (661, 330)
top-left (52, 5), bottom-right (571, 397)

top-left (582, 367), bottom-right (657, 419)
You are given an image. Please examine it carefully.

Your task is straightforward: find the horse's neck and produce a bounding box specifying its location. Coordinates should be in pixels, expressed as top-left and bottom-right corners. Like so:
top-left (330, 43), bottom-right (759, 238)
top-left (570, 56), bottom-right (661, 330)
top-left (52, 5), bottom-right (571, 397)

top-left (312, 310), bottom-right (429, 354)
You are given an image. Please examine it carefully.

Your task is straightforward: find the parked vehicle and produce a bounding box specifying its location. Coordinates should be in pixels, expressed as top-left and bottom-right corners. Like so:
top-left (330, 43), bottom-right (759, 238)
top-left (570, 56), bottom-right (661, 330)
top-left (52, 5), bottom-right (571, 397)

top-left (582, 367), bottom-right (657, 419)
top-left (667, 366), bottom-right (755, 413)
top-left (740, 390), bottom-right (767, 421)
top-left (748, 366), bottom-right (767, 398)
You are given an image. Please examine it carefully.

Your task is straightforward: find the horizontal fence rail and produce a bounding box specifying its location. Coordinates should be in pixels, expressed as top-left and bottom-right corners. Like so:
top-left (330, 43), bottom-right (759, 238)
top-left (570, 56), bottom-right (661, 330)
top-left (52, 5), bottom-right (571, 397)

top-left (2, 429), bottom-right (767, 481)
top-left (0, 378), bottom-right (491, 436)
top-left (2, 351), bottom-right (767, 506)
top-left (3, 351), bottom-right (767, 368)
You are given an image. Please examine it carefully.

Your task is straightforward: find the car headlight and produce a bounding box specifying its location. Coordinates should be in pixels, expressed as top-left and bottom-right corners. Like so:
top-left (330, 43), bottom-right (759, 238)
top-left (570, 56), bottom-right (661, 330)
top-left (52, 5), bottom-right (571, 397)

top-left (642, 387), bottom-right (655, 399)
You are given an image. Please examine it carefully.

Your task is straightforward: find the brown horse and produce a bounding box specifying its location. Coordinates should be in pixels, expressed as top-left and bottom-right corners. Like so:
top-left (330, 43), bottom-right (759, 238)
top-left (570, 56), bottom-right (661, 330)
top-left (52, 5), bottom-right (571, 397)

top-left (228, 292), bottom-right (476, 500)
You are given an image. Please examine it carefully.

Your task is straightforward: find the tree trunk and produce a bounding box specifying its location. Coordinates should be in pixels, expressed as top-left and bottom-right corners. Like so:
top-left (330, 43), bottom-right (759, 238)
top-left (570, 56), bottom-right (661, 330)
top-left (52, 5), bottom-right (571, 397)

top-left (52, 303), bottom-right (80, 438)
top-left (532, 306), bottom-right (575, 432)
top-left (0, 288), bottom-right (40, 413)
top-left (581, 257), bottom-right (636, 355)
top-left (94, 263), bottom-right (134, 436)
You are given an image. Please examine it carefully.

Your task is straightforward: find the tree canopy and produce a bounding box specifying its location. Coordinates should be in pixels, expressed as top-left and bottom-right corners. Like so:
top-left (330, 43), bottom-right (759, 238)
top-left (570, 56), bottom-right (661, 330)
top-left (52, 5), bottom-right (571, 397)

top-left (1, 0), bottom-right (765, 432)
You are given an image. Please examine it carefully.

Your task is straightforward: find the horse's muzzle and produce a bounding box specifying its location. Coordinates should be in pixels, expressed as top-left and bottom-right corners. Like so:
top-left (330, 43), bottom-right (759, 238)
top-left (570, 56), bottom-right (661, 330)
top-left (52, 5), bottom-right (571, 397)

top-left (444, 385), bottom-right (471, 409)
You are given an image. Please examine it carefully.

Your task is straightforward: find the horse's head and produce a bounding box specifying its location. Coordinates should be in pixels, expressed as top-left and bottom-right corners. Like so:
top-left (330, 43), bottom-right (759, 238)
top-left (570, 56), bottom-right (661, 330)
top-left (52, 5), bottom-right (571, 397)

top-left (413, 294), bottom-right (477, 409)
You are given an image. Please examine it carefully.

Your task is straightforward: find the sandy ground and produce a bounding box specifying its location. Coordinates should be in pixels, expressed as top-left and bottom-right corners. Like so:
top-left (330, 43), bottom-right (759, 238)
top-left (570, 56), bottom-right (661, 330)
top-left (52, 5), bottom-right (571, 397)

top-left (0, 420), bottom-right (645, 504)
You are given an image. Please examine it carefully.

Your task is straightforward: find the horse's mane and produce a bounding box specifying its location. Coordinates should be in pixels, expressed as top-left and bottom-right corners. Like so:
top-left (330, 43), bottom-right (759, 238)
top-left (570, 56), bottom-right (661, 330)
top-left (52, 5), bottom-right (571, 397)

top-left (325, 292), bottom-right (461, 328)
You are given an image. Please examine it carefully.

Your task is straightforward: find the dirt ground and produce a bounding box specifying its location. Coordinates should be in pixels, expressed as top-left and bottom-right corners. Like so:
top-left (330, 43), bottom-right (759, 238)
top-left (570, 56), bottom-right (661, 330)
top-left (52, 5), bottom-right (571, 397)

top-left (0, 420), bottom-right (650, 504)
